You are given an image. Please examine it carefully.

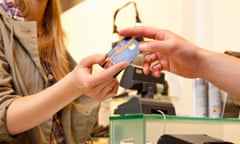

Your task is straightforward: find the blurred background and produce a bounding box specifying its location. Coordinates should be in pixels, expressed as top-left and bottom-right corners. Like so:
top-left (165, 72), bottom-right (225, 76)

top-left (60, 0), bottom-right (240, 118)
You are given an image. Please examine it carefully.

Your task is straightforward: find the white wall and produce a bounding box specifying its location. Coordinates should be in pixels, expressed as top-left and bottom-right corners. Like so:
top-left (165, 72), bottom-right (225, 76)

top-left (61, 0), bottom-right (240, 117)
top-left (213, 0), bottom-right (240, 52)
top-left (61, 0), bottom-right (184, 61)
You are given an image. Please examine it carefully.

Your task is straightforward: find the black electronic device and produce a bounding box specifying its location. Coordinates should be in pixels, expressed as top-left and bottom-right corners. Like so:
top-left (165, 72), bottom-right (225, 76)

top-left (114, 65), bottom-right (175, 115)
top-left (114, 96), bottom-right (176, 115)
top-left (157, 134), bottom-right (234, 144)
top-left (120, 65), bottom-right (168, 98)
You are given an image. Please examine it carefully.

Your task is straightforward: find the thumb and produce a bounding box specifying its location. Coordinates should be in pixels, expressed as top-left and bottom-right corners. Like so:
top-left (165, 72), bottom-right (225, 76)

top-left (80, 54), bottom-right (107, 67)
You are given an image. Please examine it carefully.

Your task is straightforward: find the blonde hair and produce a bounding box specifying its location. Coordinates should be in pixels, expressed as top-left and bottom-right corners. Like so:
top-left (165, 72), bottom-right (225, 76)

top-left (16, 0), bottom-right (70, 81)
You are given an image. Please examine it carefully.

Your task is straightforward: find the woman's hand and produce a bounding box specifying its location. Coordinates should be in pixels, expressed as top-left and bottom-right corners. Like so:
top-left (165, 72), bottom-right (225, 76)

top-left (71, 54), bottom-right (128, 101)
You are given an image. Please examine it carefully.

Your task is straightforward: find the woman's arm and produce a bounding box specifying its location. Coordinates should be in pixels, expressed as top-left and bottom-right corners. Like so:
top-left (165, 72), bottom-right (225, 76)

top-left (6, 54), bottom-right (128, 134)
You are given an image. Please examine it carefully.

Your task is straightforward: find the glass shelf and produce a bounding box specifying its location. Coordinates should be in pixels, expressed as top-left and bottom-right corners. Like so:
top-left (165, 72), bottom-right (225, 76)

top-left (111, 114), bottom-right (240, 122)
top-left (110, 114), bottom-right (240, 144)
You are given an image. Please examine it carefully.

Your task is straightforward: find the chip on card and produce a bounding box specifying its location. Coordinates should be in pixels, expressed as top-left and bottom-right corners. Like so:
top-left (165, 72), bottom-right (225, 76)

top-left (101, 37), bottom-right (140, 69)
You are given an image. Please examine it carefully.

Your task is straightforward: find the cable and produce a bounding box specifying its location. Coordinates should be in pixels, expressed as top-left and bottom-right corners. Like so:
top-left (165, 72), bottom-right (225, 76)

top-left (156, 110), bottom-right (167, 134)
top-left (113, 1), bottom-right (142, 33)
top-left (112, 1), bottom-right (142, 45)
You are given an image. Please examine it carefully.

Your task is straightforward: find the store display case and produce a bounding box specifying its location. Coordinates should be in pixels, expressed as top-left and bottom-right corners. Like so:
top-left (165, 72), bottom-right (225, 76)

top-left (110, 114), bottom-right (240, 144)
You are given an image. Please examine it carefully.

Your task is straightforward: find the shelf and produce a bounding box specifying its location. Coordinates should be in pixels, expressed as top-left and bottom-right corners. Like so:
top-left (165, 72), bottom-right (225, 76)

top-left (110, 114), bottom-right (240, 144)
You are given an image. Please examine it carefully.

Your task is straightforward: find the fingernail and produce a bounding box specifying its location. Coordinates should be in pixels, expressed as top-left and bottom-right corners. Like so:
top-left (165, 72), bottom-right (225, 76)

top-left (123, 62), bottom-right (129, 67)
top-left (139, 43), bottom-right (147, 51)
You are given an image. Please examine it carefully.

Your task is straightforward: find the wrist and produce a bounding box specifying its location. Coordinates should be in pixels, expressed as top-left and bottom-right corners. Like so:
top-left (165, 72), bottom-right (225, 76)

top-left (63, 71), bottom-right (83, 97)
top-left (196, 48), bottom-right (216, 79)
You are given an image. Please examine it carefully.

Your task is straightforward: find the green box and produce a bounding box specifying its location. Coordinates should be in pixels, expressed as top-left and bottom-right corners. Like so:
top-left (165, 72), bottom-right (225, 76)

top-left (110, 114), bottom-right (240, 144)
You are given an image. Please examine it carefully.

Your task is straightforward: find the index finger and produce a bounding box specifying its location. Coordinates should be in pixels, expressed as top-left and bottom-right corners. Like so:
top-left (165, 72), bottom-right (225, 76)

top-left (101, 62), bottom-right (129, 78)
top-left (119, 26), bottom-right (166, 40)
top-left (90, 62), bottom-right (129, 86)
top-left (80, 54), bottom-right (107, 68)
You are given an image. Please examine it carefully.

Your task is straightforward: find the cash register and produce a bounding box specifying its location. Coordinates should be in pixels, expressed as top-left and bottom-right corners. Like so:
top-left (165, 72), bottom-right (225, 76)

top-left (114, 65), bottom-right (176, 115)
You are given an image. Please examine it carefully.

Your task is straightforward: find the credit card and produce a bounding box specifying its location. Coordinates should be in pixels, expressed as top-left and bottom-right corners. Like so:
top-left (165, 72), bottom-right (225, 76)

top-left (101, 37), bottom-right (140, 69)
